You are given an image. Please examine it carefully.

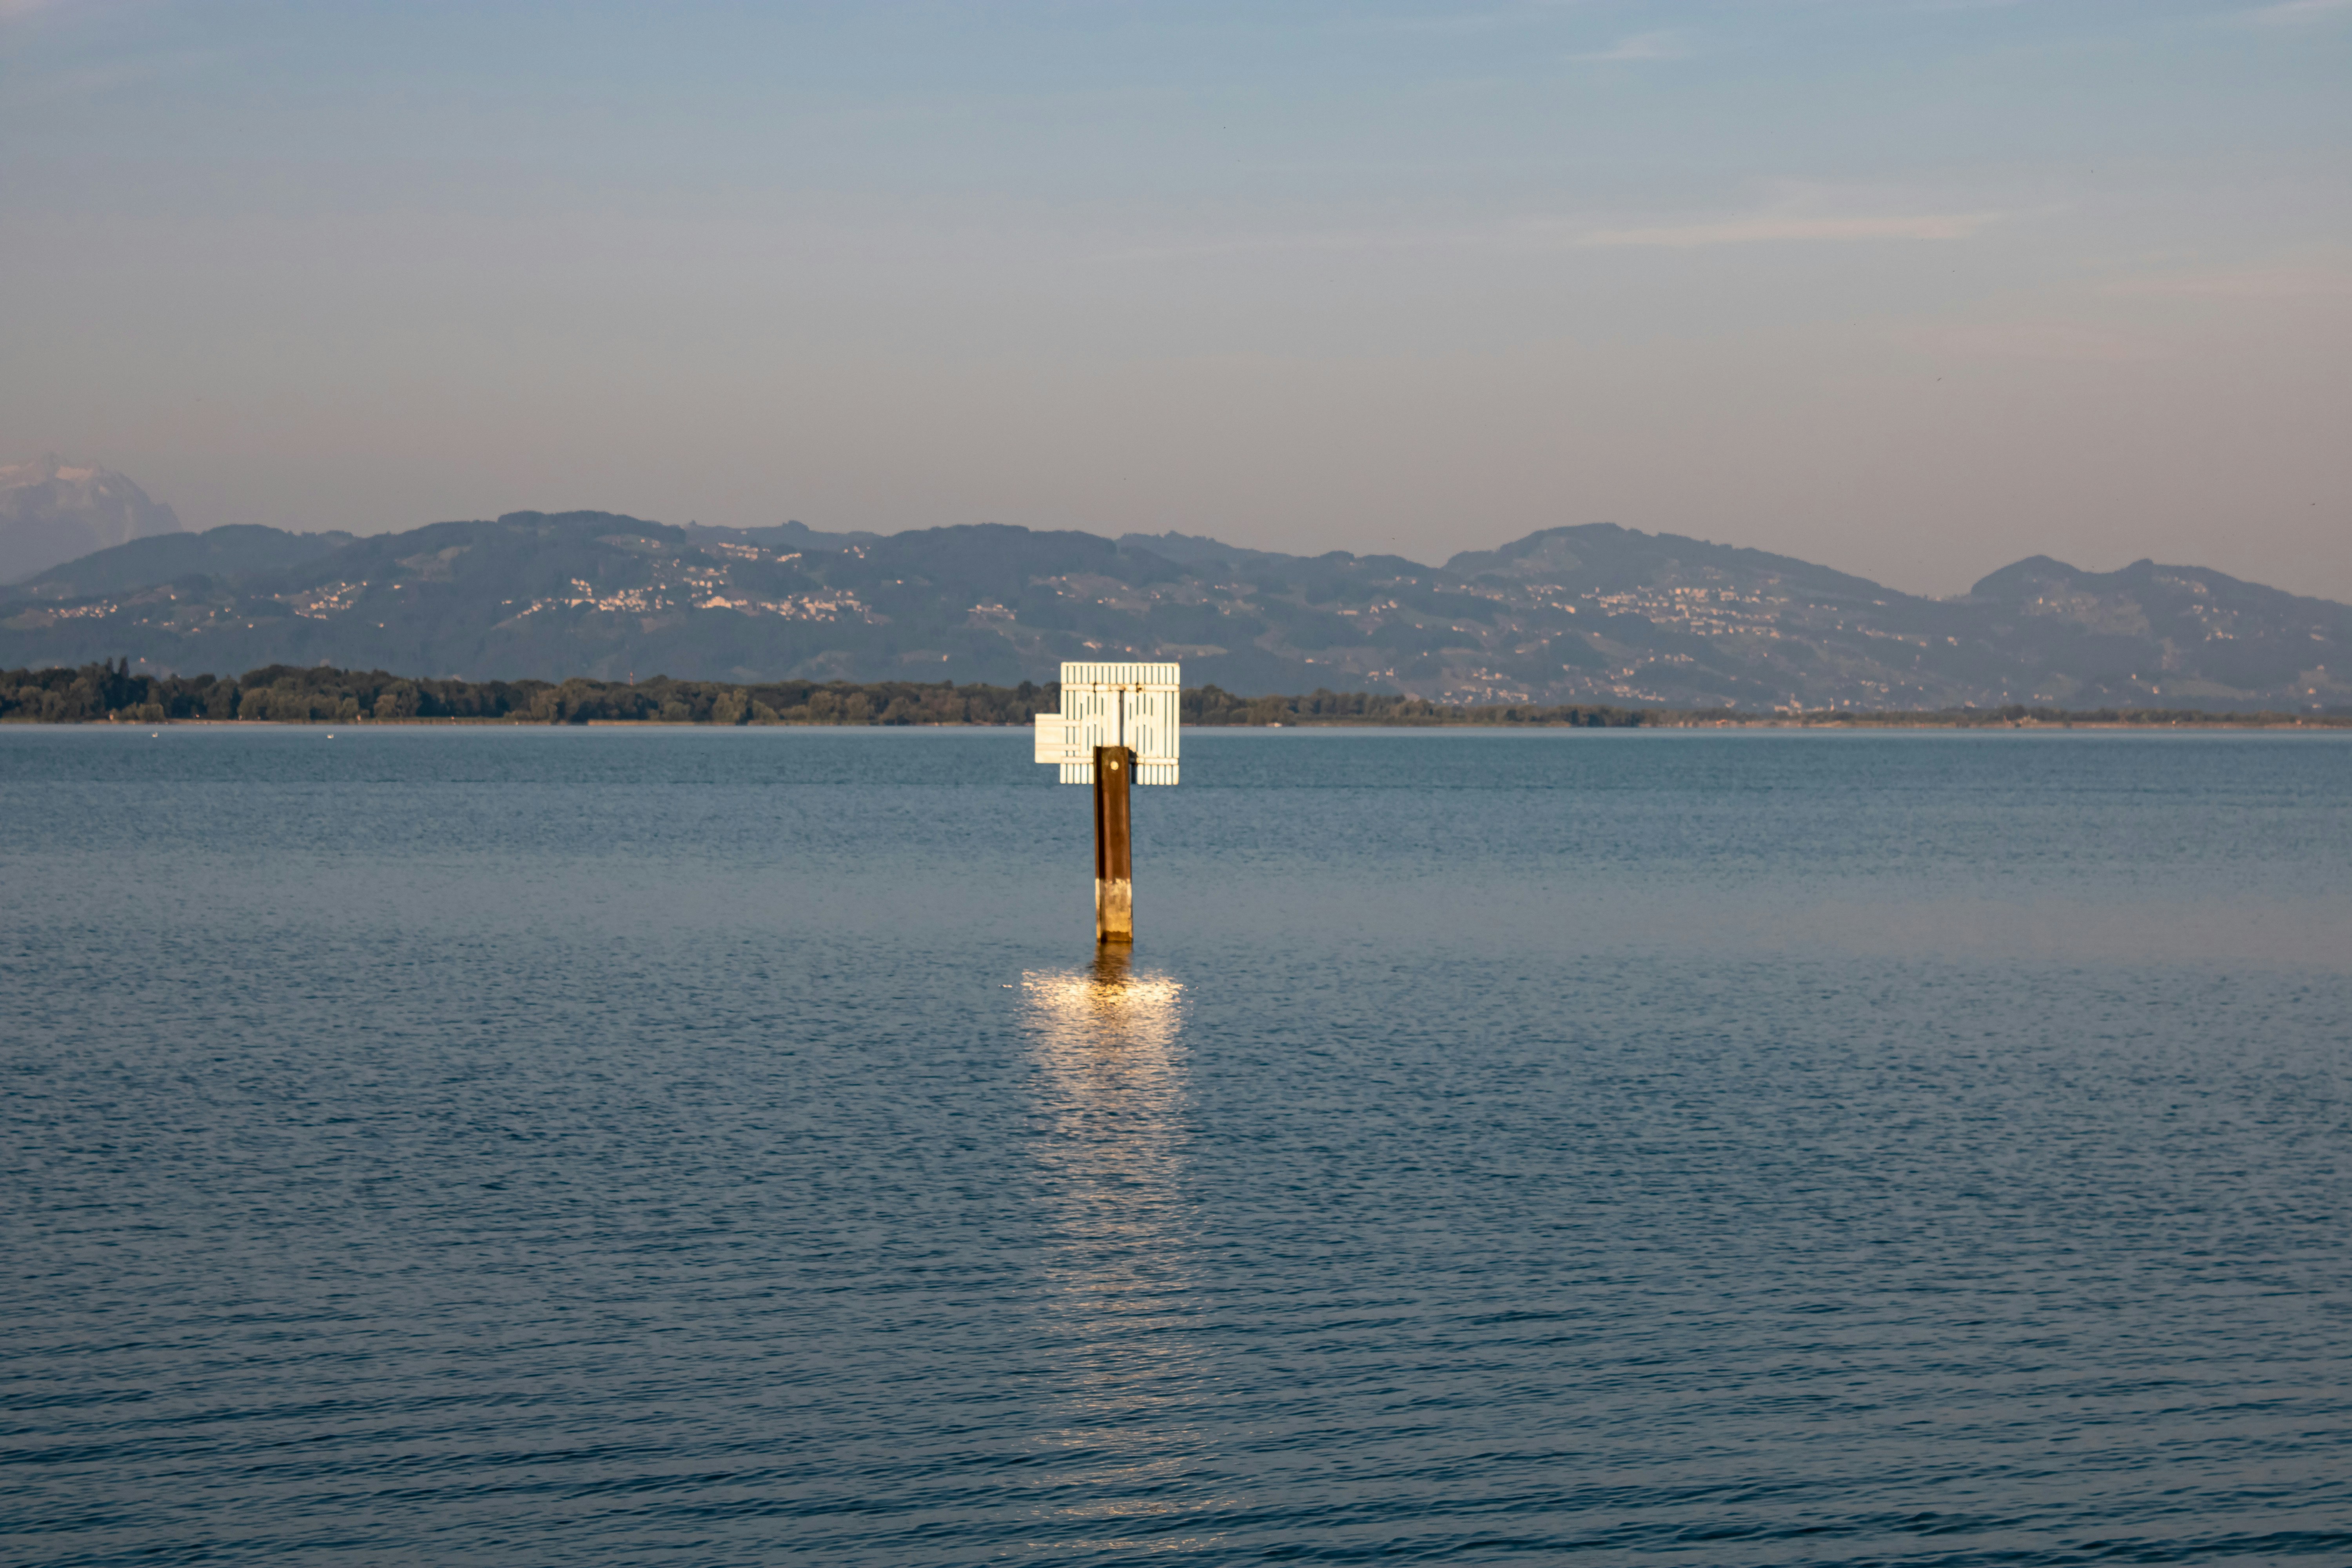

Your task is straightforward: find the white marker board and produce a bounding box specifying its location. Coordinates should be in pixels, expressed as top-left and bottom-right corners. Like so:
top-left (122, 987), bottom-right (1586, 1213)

top-left (1033, 661), bottom-right (1180, 784)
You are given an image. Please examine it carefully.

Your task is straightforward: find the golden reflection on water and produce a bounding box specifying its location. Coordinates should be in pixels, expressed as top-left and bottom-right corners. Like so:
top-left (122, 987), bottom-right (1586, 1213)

top-left (1021, 951), bottom-right (1219, 1552)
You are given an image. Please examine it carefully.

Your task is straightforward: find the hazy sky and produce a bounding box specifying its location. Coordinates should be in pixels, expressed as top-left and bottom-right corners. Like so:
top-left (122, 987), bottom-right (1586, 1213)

top-left (5, 0), bottom-right (2348, 597)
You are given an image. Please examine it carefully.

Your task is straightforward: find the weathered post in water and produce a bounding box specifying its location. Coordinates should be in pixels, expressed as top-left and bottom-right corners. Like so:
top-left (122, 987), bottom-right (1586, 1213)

top-left (1034, 662), bottom-right (1180, 944)
top-left (1093, 744), bottom-right (1135, 941)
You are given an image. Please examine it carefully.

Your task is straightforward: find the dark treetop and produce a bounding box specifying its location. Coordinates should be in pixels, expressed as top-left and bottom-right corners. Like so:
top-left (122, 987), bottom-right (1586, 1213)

top-left (6, 659), bottom-right (2342, 729)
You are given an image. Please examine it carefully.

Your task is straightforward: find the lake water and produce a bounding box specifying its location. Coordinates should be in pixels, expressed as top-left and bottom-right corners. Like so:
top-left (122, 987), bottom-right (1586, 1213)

top-left (3, 726), bottom-right (2348, 1565)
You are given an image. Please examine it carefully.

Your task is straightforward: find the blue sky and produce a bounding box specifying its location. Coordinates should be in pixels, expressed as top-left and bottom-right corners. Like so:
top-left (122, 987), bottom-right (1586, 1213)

top-left (4, 0), bottom-right (2348, 595)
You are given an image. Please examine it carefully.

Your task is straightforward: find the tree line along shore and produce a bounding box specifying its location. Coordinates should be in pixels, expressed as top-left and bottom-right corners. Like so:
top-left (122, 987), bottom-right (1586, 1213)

top-left (3, 660), bottom-right (2345, 730)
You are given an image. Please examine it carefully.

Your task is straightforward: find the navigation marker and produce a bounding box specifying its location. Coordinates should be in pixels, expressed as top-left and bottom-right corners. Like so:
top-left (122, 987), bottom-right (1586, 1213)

top-left (1033, 662), bottom-right (1179, 942)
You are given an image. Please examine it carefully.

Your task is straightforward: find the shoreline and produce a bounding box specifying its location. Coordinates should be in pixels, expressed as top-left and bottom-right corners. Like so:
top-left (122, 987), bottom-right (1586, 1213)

top-left (8, 660), bottom-right (2347, 729)
top-left (11, 714), bottom-right (2348, 732)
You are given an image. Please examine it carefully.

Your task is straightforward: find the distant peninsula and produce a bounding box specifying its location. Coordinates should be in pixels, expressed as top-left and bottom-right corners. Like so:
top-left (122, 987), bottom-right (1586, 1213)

top-left (4, 660), bottom-right (2343, 730)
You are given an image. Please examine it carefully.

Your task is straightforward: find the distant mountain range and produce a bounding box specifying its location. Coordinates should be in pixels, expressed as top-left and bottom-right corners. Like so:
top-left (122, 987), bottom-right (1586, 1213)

top-left (0, 457), bottom-right (184, 583)
top-left (4, 505), bottom-right (2346, 711)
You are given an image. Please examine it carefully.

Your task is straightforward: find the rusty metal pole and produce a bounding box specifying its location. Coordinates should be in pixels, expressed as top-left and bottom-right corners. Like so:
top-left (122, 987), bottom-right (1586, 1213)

top-left (1093, 743), bottom-right (1135, 943)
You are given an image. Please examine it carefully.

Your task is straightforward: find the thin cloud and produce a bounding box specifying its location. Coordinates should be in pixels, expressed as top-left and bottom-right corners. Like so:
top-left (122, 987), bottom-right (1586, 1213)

top-left (2105, 263), bottom-right (2352, 299)
top-left (1084, 203), bottom-right (2014, 265)
top-left (1579, 211), bottom-right (2005, 248)
top-left (1566, 29), bottom-right (1691, 62)
top-left (2247, 0), bottom-right (2352, 23)
top-left (7, 44), bottom-right (236, 107)
top-left (1361, 4), bottom-right (1579, 36)
top-left (1893, 321), bottom-right (2172, 364)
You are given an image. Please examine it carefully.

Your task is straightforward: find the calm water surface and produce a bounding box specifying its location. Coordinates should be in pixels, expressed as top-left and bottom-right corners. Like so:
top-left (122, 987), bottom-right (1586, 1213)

top-left (3, 727), bottom-right (2348, 1564)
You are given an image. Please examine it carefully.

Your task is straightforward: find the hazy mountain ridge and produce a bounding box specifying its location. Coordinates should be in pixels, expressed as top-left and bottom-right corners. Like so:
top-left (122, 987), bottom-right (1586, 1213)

top-left (12, 524), bottom-right (358, 602)
top-left (0, 457), bottom-right (185, 584)
top-left (2, 509), bottom-right (2345, 710)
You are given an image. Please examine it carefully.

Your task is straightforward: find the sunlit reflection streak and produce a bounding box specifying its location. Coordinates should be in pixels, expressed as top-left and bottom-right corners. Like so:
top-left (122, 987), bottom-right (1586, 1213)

top-left (1021, 951), bottom-right (1222, 1545)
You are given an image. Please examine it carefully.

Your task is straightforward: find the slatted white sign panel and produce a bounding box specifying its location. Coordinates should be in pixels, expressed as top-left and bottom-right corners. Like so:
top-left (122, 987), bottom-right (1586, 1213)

top-left (1032, 661), bottom-right (1180, 784)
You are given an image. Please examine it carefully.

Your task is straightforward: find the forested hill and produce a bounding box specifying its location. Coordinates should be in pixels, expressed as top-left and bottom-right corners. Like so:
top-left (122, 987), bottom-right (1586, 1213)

top-left (4, 510), bottom-right (2346, 712)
